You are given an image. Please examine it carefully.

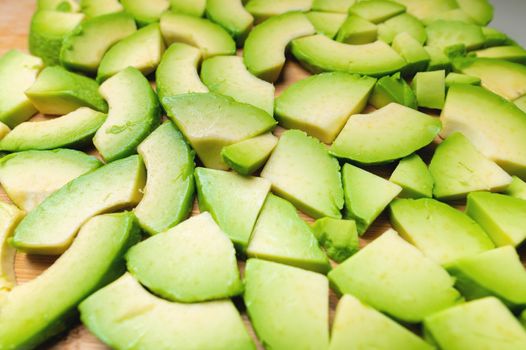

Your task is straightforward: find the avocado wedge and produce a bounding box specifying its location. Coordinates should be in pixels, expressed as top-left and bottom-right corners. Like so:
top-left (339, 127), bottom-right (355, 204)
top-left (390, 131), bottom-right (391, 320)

top-left (378, 13), bottom-right (426, 44)
top-left (474, 45), bottom-right (526, 64)
top-left (245, 0), bottom-right (313, 23)
top-left (390, 154), bottom-right (433, 198)
top-left (392, 32), bottom-right (430, 75)
top-left (369, 72), bottom-right (418, 109)
top-left (169, 0), bottom-right (206, 17)
top-left (0, 203), bottom-right (24, 292)
top-left (306, 11), bottom-right (347, 39)
top-left (311, 217), bottom-right (359, 263)
top-left (37, 0), bottom-right (79, 11)
top-left (336, 15), bottom-right (378, 45)
top-left (121, 0), bottom-right (169, 26)
top-left (445, 72), bottom-right (481, 87)
top-left (456, 0), bottom-right (493, 25)
top-left (505, 176), bottom-right (526, 200)
top-left (312, 0), bottom-right (354, 13)
top-left (426, 20), bottom-right (485, 51)
top-left (221, 133), bottom-right (277, 176)
top-left (412, 70), bottom-right (446, 108)
top-left (206, 0), bottom-right (254, 43)
top-left (79, 0), bottom-right (123, 18)
top-left (349, 0), bottom-right (406, 24)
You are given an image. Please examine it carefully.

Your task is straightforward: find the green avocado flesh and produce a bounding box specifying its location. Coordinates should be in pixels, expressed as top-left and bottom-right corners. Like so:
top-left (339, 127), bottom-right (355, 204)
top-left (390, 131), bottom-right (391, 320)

top-left (425, 45), bottom-right (452, 72)
top-left (369, 72), bottom-right (417, 109)
top-left (0, 212), bottom-right (140, 350)
top-left (0, 203), bottom-right (24, 292)
top-left (426, 20), bottom-right (485, 51)
top-left (206, 0), bottom-right (254, 43)
top-left (37, 0), bottom-right (80, 12)
top-left (456, 0), bottom-right (493, 25)
top-left (312, 0), bottom-right (354, 13)
top-left (392, 32), bottom-right (430, 76)
top-left (311, 217), bottom-right (359, 263)
top-left (121, 0), bottom-right (169, 26)
top-left (349, 0), bottom-right (406, 24)
top-left (378, 13), bottom-right (426, 44)
top-left (169, 0), bottom-right (206, 17)
top-left (245, 0), bottom-right (313, 23)
top-left (505, 176), bottom-right (526, 200)
top-left (445, 72), bottom-right (481, 87)
top-left (412, 70), bottom-right (445, 109)
top-left (12, 155), bottom-right (145, 255)
top-left (390, 154), bottom-right (433, 198)
top-left (306, 11), bottom-right (347, 39)
top-left (391, 0), bottom-right (458, 21)
top-left (475, 46), bottom-right (526, 64)
top-left (80, 0), bottom-right (123, 18)
top-left (336, 15), bottom-right (378, 45)
top-left (221, 133), bottom-right (277, 176)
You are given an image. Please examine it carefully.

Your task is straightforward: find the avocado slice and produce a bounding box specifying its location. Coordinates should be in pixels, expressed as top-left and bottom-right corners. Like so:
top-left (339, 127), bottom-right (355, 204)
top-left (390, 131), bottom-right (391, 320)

top-left (336, 15), bottom-right (378, 45)
top-left (195, 167), bottom-right (270, 250)
top-left (245, 0), bottom-right (313, 23)
top-left (221, 133), bottom-right (278, 175)
top-left (0, 212), bottom-right (140, 350)
top-left (306, 11), bottom-right (347, 39)
top-left (456, 0), bottom-right (493, 25)
top-left (12, 155), bottom-right (145, 255)
top-left (261, 129), bottom-right (344, 219)
top-left (445, 72), bottom-right (481, 87)
top-left (126, 212), bottom-right (243, 302)
top-left (426, 20), bottom-right (485, 51)
top-left (247, 194), bottom-right (330, 273)
top-left (349, 0), bottom-right (406, 23)
top-left (392, 32), bottom-right (430, 75)
top-left (474, 46), bottom-right (526, 64)
top-left (169, 0), bottom-right (206, 17)
top-left (97, 23), bottom-right (165, 82)
top-left (121, 0), bottom-right (169, 26)
top-left (378, 13), bottom-right (426, 44)
top-left (94, 67), bottom-right (161, 162)
top-left (330, 294), bottom-right (433, 350)
top-left (330, 103), bottom-right (441, 164)
top-left (79, 0), bottom-right (124, 18)
top-left (60, 12), bottom-right (137, 74)
top-left (505, 176), bottom-right (526, 200)
top-left (312, 0), bottom-right (354, 13)
top-left (516, 95), bottom-right (526, 113)
top-left (342, 163), bottom-right (402, 234)
top-left (201, 55), bottom-right (275, 115)
top-left (244, 12), bottom-right (315, 82)
top-left (244, 259), bottom-right (329, 349)
top-left (37, 0), bottom-right (80, 11)
top-left (0, 149), bottom-right (101, 211)
top-left (412, 70), bottom-right (445, 109)
top-left (390, 154), bottom-right (433, 198)
top-left (429, 132), bottom-right (512, 199)
top-left (391, 0), bottom-right (458, 21)
top-left (206, 0), bottom-right (254, 43)
top-left (275, 72), bottom-right (376, 143)
top-left (163, 93), bottom-right (276, 169)
top-left (425, 45), bottom-right (452, 71)
top-left (80, 273), bottom-right (254, 349)
top-left (25, 66), bottom-right (107, 115)
top-left (369, 73), bottom-right (418, 109)
top-left (481, 26), bottom-right (510, 47)
top-left (311, 217), bottom-right (359, 263)
top-left (0, 203), bottom-right (24, 291)
top-left (422, 8), bottom-right (476, 25)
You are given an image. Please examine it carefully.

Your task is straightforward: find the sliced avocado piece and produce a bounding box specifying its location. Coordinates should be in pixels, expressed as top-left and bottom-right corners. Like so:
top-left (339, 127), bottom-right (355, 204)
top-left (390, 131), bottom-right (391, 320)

top-left (425, 45), bottom-right (452, 71)
top-left (0, 50), bottom-right (42, 128)
top-left (206, 0), bottom-right (254, 43)
top-left (291, 34), bottom-right (407, 77)
top-left (378, 13), bottom-right (426, 44)
top-left (134, 122), bottom-right (195, 235)
top-left (0, 149), bottom-right (101, 212)
top-left (121, 0), bottom-right (169, 26)
top-left (80, 273), bottom-right (254, 349)
top-left (505, 176), bottom-right (526, 200)
top-left (201, 55), bottom-right (275, 115)
top-left (422, 8), bottom-right (476, 25)
top-left (163, 93), bottom-right (276, 169)
top-left (247, 194), bottom-right (330, 273)
top-left (390, 154), bottom-right (433, 198)
top-left (336, 15), bottom-right (377, 44)
top-left (475, 46), bottom-right (526, 65)
top-left (0, 123), bottom-right (9, 140)
top-left (25, 66), bottom-right (107, 115)
top-left (342, 163), bottom-right (401, 234)
top-left (244, 259), bottom-right (329, 349)
top-left (275, 72), bottom-right (375, 143)
top-left (391, 0), bottom-right (458, 21)
top-left (516, 95), bottom-right (526, 113)
top-left (94, 67), bottom-right (161, 162)
top-left (445, 72), bottom-right (481, 87)
top-left (245, 0), bottom-right (313, 23)
top-left (329, 229), bottom-right (462, 323)
top-left (221, 133), bottom-right (278, 176)
top-left (160, 13), bottom-right (236, 59)
top-left (195, 167), bottom-right (270, 250)
top-left (0, 203), bottom-right (24, 291)
top-left (60, 12), bottom-right (137, 74)
top-left (12, 155), bottom-right (145, 255)
top-left (37, 0), bottom-right (80, 12)
top-left (426, 20), bottom-right (485, 51)
top-left (456, 0), bottom-right (493, 25)
top-left (244, 12), bottom-right (315, 82)
top-left (349, 0), bottom-right (406, 24)
top-left (306, 11), bottom-right (347, 39)
top-left (79, 0), bottom-right (124, 18)
top-left (0, 212), bottom-right (140, 350)
top-left (331, 103), bottom-right (442, 164)
top-left (169, 0), bottom-right (206, 17)
top-left (392, 32), bottom-right (430, 75)
top-left (126, 212), bottom-right (242, 302)
top-left (261, 129), bottom-right (344, 219)
top-left (481, 26), bottom-right (510, 47)
top-left (311, 217), bottom-right (359, 263)
top-left (412, 70), bottom-right (446, 109)
top-left (312, 0), bottom-right (354, 13)
top-left (369, 72), bottom-right (418, 109)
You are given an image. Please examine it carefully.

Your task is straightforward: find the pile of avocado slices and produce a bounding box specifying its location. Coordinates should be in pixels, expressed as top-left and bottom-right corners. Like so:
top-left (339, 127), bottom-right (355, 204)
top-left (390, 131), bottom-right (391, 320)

top-left (2, 0), bottom-right (526, 348)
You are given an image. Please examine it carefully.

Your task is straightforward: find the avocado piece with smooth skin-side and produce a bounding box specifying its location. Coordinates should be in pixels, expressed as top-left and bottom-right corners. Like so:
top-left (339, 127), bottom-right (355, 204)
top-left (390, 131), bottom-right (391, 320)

top-left (392, 32), bottom-right (430, 75)
top-left (311, 217), bottom-right (359, 263)
top-left (221, 133), bottom-right (278, 176)
top-left (245, 0), bottom-right (313, 23)
top-left (378, 13), bottom-right (426, 44)
top-left (335, 15), bottom-right (378, 45)
top-left (456, 0), bottom-right (493, 25)
top-left (390, 154), bottom-right (433, 198)
top-left (306, 11), bottom-right (347, 39)
top-left (369, 73), bottom-right (418, 109)
top-left (412, 70), bottom-right (446, 109)
top-left (206, 0), bottom-right (254, 44)
top-left (445, 72), bottom-right (481, 87)
top-left (79, 0), bottom-right (123, 18)
top-left (474, 45), bottom-right (526, 64)
top-left (505, 176), bottom-right (526, 200)
top-left (169, 0), bottom-right (206, 17)
top-left (121, 0), bottom-right (169, 26)
top-left (426, 20), bottom-right (485, 51)
top-left (0, 203), bottom-right (24, 292)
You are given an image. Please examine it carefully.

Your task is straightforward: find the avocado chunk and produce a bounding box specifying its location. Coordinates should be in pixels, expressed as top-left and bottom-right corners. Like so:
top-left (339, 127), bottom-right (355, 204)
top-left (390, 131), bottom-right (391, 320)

top-left (330, 294), bottom-right (433, 350)
top-left (445, 72), bottom-right (481, 87)
top-left (426, 20), bottom-right (484, 51)
top-left (329, 229), bottom-right (462, 323)
top-left (244, 259), bottom-right (329, 349)
top-left (306, 11), bottom-right (347, 39)
top-left (391, 0), bottom-right (457, 21)
top-left (0, 203), bottom-right (24, 291)
top-left (60, 12), bottom-right (137, 74)
top-left (195, 167), bottom-right (270, 250)
top-left (369, 73), bottom-right (418, 109)
top-left (456, 0), bottom-right (493, 25)
top-left (247, 194), bottom-right (330, 273)
top-left (206, 0), bottom-right (254, 43)
top-left (0, 50), bottom-right (42, 128)
top-left (342, 163), bottom-right (402, 234)
top-left (516, 95), bottom-right (526, 113)
top-left (25, 66), bottom-right (107, 115)
top-left (201, 55), bottom-right (275, 115)
top-left (80, 273), bottom-right (254, 349)
top-left (163, 93), bottom-right (276, 169)
top-left (0, 149), bottom-right (101, 212)
top-left (390, 154), bottom-right (433, 198)
top-left (169, 0), bottom-right (206, 17)
top-left (97, 23), bottom-right (165, 82)
top-left (245, 0), bottom-right (313, 23)
top-left (331, 103), bottom-right (441, 164)
top-left (261, 130), bottom-right (344, 218)
top-left (412, 70), bottom-right (445, 109)
top-left (424, 297), bottom-right (526, 349)
top-left (275, 72), bottom-right (376, 143)
top-left (429, 132), bottom-right (512, 199)
top-left (392, 32), bottom-right (430, 75)
top-left (422, 8), bottom-right (477, 25)
top-left (349, 0), bottom-right (406, 23)
top-left (311, 217), bottom-right (359, 263)
top-left (221, 133), bottom-right (278, 175)
top-left (37, 0), bottom-right (80, 11)
top-left (378, 13), bottom-right (426, 44)
top-left (425, 45), bottom-right (452, 71)
top-left (80, 0), bottom-right (124, 18)
top-left (0, 107), bottom-right (106, 152)
top-left (244, 12), bottom-right (315, 82)
top-left (134, 122), bottom-right (195, 234)
top-left (126, 212), bottom-right (242, 302)
top-left (481, 26), bottom-right (510, 47)
top-left (336, 15), bottom-right (378, 45)
top-left (475, 46), bottom-right (526, 65)
top-left (12, 155), bottom-right (145, 255)
top-left (121, 0), bottom-right (169, 26)
top-left (0, 212), bottom-right (140, 350)
top-left (312, 0), bottom-right (354, 13)
top-left (94, 67), bottom-right (161, 162)
top-left (505, 176), bottom-right (526, 200)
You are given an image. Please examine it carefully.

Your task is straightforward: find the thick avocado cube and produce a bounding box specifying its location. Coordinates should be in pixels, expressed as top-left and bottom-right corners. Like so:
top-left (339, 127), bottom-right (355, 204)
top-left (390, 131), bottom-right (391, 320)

top-left (311, 217), bottom-right (359, 263)
top-left (445, 72), bottom-right (481, 87)
top-left (390, 154), bottom-right (433, 198)
top-left (475, 46), bottom-right (526, 65)
top-left (392, 32), bottom-right (430, 75)
top-left (505, 176), bottom-right (526, 200)
top-left (206, 0), bottom-right (254, 43)
top-left (425, 45), bottom-right (452, 71)
top-left (312, 0), bottom-right (354, 13)
top-left (336, 15), bottom-right (378, 44)
top-left (369, 73), bottom-right (418, 109)
top-left (306, 11), bottom-right (347, 39)
top-left (221, 133), bottom-right (278, 176)
top-left (121, 0), bottom-right (169, 26)
top-left (349, 0), bottom-right (406, 24)
top-left (0, 203), bottom-right (24, 291)
top-left (378, 13), bottom-right (426, 44)
top-left (456, 0), bottom-right (493, 25)
top-left (426, 20), bottom-right (485, 51)
top-left (245, 0), bottom-right (313, 23)
top-left (80, 0), bottom-right (124, 18)
top-left (412, 70), bottom-right (446, 109)
top-left (169, 0), bottom-right (206, 17)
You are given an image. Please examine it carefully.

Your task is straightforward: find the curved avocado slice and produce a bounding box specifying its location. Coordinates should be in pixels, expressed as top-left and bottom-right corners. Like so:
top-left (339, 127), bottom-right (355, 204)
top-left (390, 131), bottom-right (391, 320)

top-left (37, 0), bottom-right (80, 11)
top-left (94, 67), bottom-right (161, 162)
top-left (475, 46), bottom-right (526, 65)
top-left (370, 72), bottom-right (417, 109)
top-left (306, 11), bottom-right (347, 39)
top-left (134, 122), bottom-right (195, 235)
top-left (0, 203), bottom-right (24, 292)
top-left (79, 273), bottom-right (255, 349)
top-left (336, 15), bottom-right (378, 45)
top-left (312, 0), bottom-right (354, 13)
top-left (426, 20), bottom-right (485, 51)
top-left (126, 212), bottom-right (242, 302)
top-left (79, 0), bottom-right (123, 18)
top-left (121, 0), bottom-right (169, 26)
top-left (422, 8), bottom-right (477, 25)
top-left (244, 12), bottom-right (315, 82)
top-left (12, 155), bottom-right (145, 255)
top-left (311, 217), bottom-right (359, 263)
top-left (391, 0), bottom-right (458, 21)
top-left (349, 0), bottom-right (406, 23)
top-left (378, 13), bottom-right (426, 44)
top-left (206, 0), bottom-right (254, 43)
top-left (456, 0), bottom-right (493, 25)
top-left (445, 72), bottom-right (481, 87)
top-left (169, 0), bottom-right (206, 17)
top-left (425, 45), bottom-right (452, 71)
top-left (390, 154), bottom-right (433, 198)
top-left (221, 133), bottom-right (277, 175)
top-left (481, 26), bottom-right (510, 47)
top-left (0, 149), bottom-right (102, 211)
top-left (0, 212), bottom-right (140, 350)
top-left (392, 32), bottom-right (430, 76)
top-left (245, 0), bottom-right (313, 23)
top-left (60, 12), bottom-right (137, 74)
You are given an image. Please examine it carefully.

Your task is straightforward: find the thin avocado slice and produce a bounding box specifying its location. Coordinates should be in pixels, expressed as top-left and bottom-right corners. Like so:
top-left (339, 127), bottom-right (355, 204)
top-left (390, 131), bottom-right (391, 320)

top-left (336, 15), bottom-right (378, 45)
top-left (311, 217), bottom-right (359, 263)
top-left (412, 70), bottom-right (445, 109)
top-left (425, 45), bottom-right (452, 71)
top-left (245, 0), bottom-right (313, 23)
top-left (169, 0), bottom-right (206, 17)
top-left (134, 122), bottom-right (195, 235)
top-left (0, 212), bottom-right (140, 350)
top-left (126, 213), bottom-right (243, 302)
top-left (121, 0), bottom-right (169, 26)
top-left (244, 259), bottom-right (329, 350)
top-left (94, 67), bottom-right (161, 162)
top-left (12, 155), bottom-right (145, 255)
top-left (80, 273), bottom-right (255, 350)
top-left (206, 0), bottom-right (254, 44)
top-left (306, 11), bottom-right (347, 39)
top-left (37, 0), bottom-right (80, 11)
top-left (79, 0), bottom-right (124, 18)
top-left (244, 12), bottom-right (315, 82)
top-left (349, 0), bottom-right (406, 23)
top-left (221, 133), bottom-right (278, 176)
top-left (0, 149), bottom-right (102, 212)
top-left (456, 0), bottom-right (493, 25)
top-left (312, 0), bottom-right (354, 13)
top-left (392, 32), bottom-right (430, 75)
top-left (445, 72), bottom-right (481, 87)
top-left (505, 176), bottom-right (526, 200)
top-left (422, 8), bottom-right (477, 25)
top-left (261, 129), bottom-right (344, 219)
top-left (390, 154), bottom-right (433, 198)
top-left (370, 72), bottom-right (417, 109)
top-left (391, 0), bottom-right (458, 21)
top-left (474, 46), bottom-right (526, 65)
top-left (426, 20), bottom-right (485, 51)
top-left (378, 13), bottom-right (426, 44)
top-left (328, 229), bottom-right (462, 323)
top-left (0, 203), bottom-right (24, 292)
top-left (247, 194), bottom-right (331, 273)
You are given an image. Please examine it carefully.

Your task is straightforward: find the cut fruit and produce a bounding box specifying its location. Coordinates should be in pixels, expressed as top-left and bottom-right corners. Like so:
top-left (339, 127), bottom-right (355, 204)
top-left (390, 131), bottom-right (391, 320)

top-left (475, 46), bottom-right (526, 65)
top-left (422, 8), bottom-right (476, 25)
top-left (169, 0), bottom-right (206, 17)
top-left (392, 32), bottom-right (430, 75)
top-left (390, 154), bottom-right (433, 198)
top-left (37, 0), bottom-right (79, 11)
top-left (456, 0), bottom-right (493, 25)
top-left (369, 73), bottom-right (417, 109)
top-left (120, 0), bottom-right (169, 26)
top-left (378, 13), bottom-right (426, 44)
top-left (221, 133), bottom-right (277, 176)
top-left (412, 70), bottom-right (445, 109)
top-left (425, 45), bottom-right (451, 71)
top-left (505, 176), bottom-right (526, 200)
top-left (206, 0), bottom-right (254, 43)
top-left (306, 11), bottom-right (347, 39)
top-left (445, 72), bottom-right (481, 87)
top-left (0, 203), bottom-right (24, 291)
top-left (335, 15), bottom-right (378, 45)
top-left (426, 20), bottom-right (485, 51)
top-left (391, 0), bottom-right (458, 21)
top-left (245, 0), bottom-right (313, 23)
top-left (349, 0), bottom-right (406, 23)
top-left (516, 95), bottom-right (526, 113)
top-left (312, 0), bottom-right (354, 13)
top-left (311, 217), bottom-right (359, 263)
top-left (481, 26), bottom-right (510, 47)
top-left (79, 0), bottom-right (123, 18)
